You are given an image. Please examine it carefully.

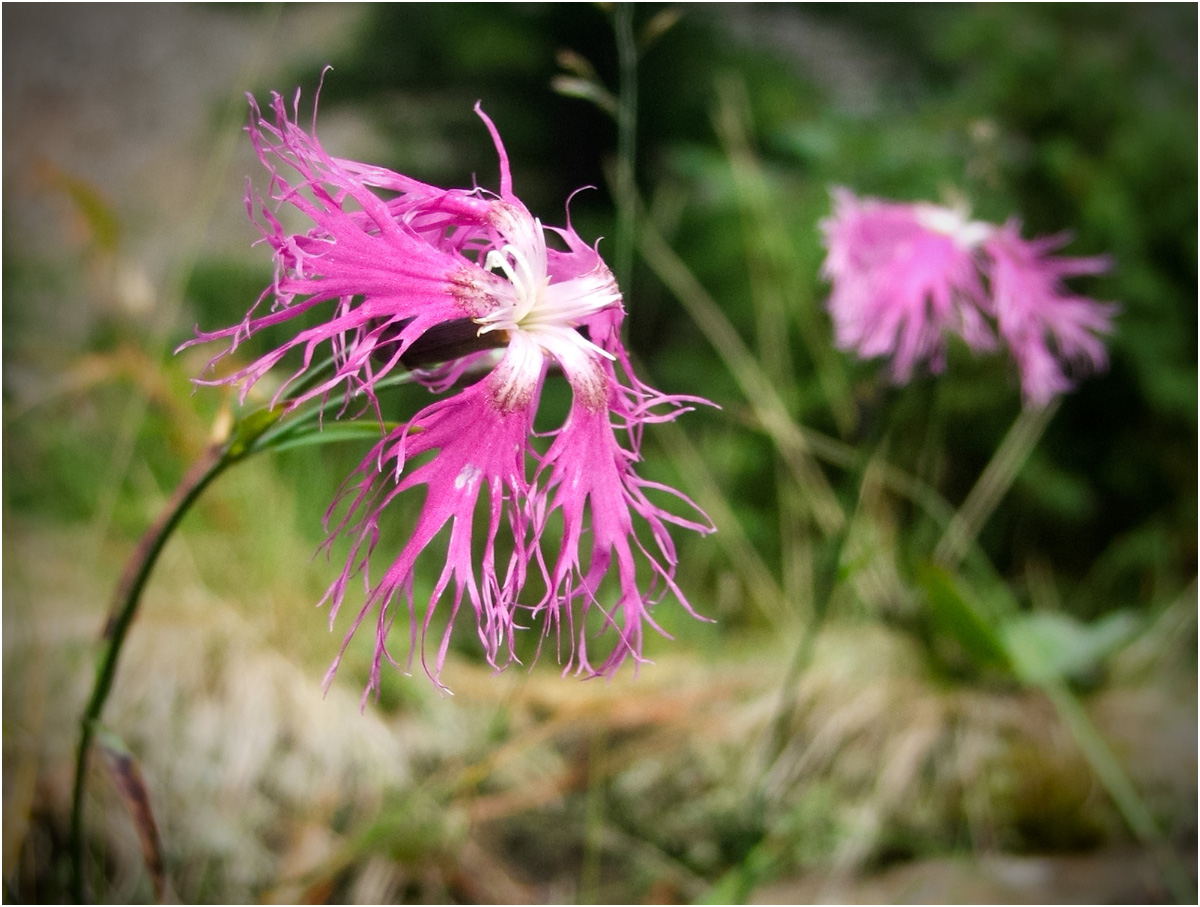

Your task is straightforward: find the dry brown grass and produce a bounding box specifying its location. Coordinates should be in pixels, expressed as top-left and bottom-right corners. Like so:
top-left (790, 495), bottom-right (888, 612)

top-left (5, 515), bottom-right (1194, 903)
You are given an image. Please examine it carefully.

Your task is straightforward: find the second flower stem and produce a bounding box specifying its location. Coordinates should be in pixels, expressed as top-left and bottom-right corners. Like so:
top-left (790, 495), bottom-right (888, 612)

top-left (933, 400), bottom-right (1058, 568)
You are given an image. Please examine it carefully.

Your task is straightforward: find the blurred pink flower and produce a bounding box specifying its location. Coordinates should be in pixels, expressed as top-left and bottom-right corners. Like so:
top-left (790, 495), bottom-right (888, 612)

top-left (984, 222), bottom-right (1115, 407)
top-left (820, 189), bottom-right (995, 383)
top-left (185, 87), bottom-right (713, 697)
top-left (820, 188), bottom-right (1115, 405)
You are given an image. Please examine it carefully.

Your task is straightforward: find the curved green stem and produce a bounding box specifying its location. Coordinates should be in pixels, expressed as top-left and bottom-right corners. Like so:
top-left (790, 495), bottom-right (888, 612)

top-left (68, 401), bottom-right (357, 898)
top-left (70, 435), bottom-right (239, 902)
top-left (66, 345), bottom-right (438, 901)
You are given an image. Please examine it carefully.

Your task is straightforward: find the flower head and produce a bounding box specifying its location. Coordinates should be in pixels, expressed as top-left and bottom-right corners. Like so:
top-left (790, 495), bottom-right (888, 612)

top-left (985, 221), bottom-right (1115, 407)
top-left (820, 188), bottom-right (1116, 405)
top-left (184, 86), bottom-right (713, 697)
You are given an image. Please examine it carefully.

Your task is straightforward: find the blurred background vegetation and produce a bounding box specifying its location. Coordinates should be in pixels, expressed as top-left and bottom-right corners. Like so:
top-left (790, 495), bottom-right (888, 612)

top-left (3, 3), bottom-right (1195, 903)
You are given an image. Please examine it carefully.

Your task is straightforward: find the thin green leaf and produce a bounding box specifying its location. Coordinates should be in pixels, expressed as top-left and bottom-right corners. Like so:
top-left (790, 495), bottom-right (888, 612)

top-left (550, 76), bottom-right (618, 117)
top-left (262, 422), bottom-right (400, 455)
top-left (917, 562), bottom-right (1011, 672)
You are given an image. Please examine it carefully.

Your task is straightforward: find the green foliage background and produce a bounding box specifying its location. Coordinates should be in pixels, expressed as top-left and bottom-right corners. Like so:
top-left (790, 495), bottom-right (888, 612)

top-left (267, 2), bottom-right (1196, 625)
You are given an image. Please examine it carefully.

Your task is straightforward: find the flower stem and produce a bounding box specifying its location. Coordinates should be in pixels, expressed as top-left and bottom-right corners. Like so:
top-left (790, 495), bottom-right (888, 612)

top-left (67, 355), bottom-right (420, 900)
top-left (933, 400), bottom-right (1058, 568)
top-left (69, 400), bottom-right (290, 900)
top-left (70, 438), bottom-right (236, 902)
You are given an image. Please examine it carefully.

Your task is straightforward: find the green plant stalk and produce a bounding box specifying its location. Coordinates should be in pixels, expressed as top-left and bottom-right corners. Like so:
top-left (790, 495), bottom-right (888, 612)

top-left (580, 729), bottom-right (607, 904)
top-left (87, 3), bottom-right (285, 569)
top-left (757, 412), bottom-right (897, 777)
top-left (70, 433), bottom-right (243, 903)
top-left (727, 441), bottom-right (891, 902)
top-left (653, 419), bottom-right (788, 627)
top-left (934, 400), bottom-right (1058, 568)
top-left (712, 74), bottom-right (855, 437)
top-left (68, 403), bottom-right (341, 901)
top-left (712, 76), bottom-right (795, 396)
top-left (716, 567), bottom-right (899, 901)
top-left (638, 213), bottom-right (845, 537)
top-left (926, 396), bottom-right (1191, 895)
top-left (1041, 679), bottom-right (1195, 903)
top-left (710, 75), bottom-right (822, 616)
top-left (612, 2), bottom-right (638, 297)
top-left (67, 358), bottom-right (423, 900)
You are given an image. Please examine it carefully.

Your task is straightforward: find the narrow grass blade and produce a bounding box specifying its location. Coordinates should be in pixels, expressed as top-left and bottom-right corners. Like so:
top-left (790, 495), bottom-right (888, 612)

top-left (638, 215), bottom-right (845, 538)
top-left (96, 728), bottom-right (168, 903)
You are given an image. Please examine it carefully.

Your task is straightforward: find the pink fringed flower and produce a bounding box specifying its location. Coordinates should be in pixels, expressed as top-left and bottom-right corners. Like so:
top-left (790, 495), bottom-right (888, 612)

top-left (820, 188), bottom-right (1116, 405)
top-left (985, 222), bottom-right (1115, 407)
top-left (185, 87), bottom-right (713, 696)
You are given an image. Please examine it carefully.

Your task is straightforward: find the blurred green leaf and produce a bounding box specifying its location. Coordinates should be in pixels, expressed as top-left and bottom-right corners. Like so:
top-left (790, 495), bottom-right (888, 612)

top-left (917, 563), bottom-right (1011, 673)
top-left (43, 165), bottom-right (122, 253)
top-left (1002, 609), bottom-right (1142, 687)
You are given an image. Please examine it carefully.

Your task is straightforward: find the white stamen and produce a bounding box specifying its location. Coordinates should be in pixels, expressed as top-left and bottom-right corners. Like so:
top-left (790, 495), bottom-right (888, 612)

top-left (475, 218), bottom-right (620, 368)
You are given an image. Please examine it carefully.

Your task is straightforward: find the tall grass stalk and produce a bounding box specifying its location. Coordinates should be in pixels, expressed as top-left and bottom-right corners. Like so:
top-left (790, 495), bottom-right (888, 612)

top-left (611, 2), bottom-right (638, 297)
top-left (638, 212), bottom-right (845, 539)
top-left (712, 74), bottom-right (855, 437)
top-left (652, 420), bottom-right (788, 627)
top-left (86, 3), bottom-right (285, 569)
top-left (1041, 680), bottom-right (1195, 903)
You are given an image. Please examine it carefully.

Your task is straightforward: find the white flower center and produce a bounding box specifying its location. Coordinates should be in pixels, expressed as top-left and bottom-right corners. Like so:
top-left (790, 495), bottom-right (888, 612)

top-left (475, 218), bottom-right (620, 363)
top-left (915, 202), bottom-right (993, 249)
